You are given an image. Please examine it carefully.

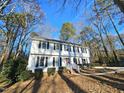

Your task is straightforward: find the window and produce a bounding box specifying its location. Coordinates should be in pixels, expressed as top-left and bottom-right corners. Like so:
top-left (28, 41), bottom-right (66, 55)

top-left (45, 57), bottom-right (48, 67)
top-left (73, 46), bottom-right (75, 52)
top-left (81, 48), bottom-right (87, 53)
top-left (73, 58), bottom-right (77, 64)
top-left (64, 45), bottom-right (70, 51)
top-left (38, 42), bottom-right (41, 48)
top-left (53, 57), bottom-right (55, 66)
top-left (78, 58), bottom-right (80, 64)
top-left (54, 43), bottom-right (59, 50)
top-left (47, 42), bottom-right (49, 49)
top-left (60, 57), bottom-right (62, 66)
top-left (36, 56), bottom-right (39, 67)
top-left (40, 57), bottom-right (44, 66)
top-left (60, 44), bottom-right (62, 51)
top-left (68, 46), bottom-right (71, 52)
top-left (67, 45), bottom-right (70, 51)
top-left (42, 41), bottom-right (46, 49)
top-left (65, 58), bottom-right (69, 63)
top-left (54, 43), bottom-right (55, 50)
top-left (56, 44), bottom-right (59, 50)
top-left (84, 48), bottom-right (87, 53)
top-left (82, 58), bottom-right (87, 63)
top-left (77, 47), bottom-right (80, 53)
top-left (64, 45), bottom-right (66, 51)
top-left (81, 48), bottom-right (83, 53)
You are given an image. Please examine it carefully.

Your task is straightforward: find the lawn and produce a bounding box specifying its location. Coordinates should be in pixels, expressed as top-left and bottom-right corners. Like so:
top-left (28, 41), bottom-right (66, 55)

top-left (1, 71), bottom-right (124, 93)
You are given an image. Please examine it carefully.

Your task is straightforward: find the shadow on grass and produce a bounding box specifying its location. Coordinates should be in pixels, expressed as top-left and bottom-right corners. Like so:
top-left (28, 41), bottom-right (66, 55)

top-left (58, 72), bottom-right (87, 93)
top-left (0, 80), bottom-right (6, 84)
top-left (19, 78), bottom-right (34, 93)
top-left (3, 83), bottom-right (13, 89)
top-left (13, 83), bottom-right (20, 93)
top-left (101, 75), bottom-right (124, 83)
top-left (88, 75), bottom-right (124, 91)
top-left (45, 74), bottom-right (57, 93)
top-left (31, 69), bottom-right (43, 93)
top-left (116, 73), bottom-right (124, 78)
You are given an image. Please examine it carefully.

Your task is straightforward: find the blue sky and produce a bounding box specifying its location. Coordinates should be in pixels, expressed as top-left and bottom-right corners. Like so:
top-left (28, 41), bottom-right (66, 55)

top-left (38, 0), bottom-right (84, 39)
top-left (37, 0), bottom-right (124, 40)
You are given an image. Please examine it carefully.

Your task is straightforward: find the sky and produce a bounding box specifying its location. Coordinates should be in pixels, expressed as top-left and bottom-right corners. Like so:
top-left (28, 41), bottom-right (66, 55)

top-left (37, 0), bottom-right (85, 39)
top-left (35, 0), bottom-right (124, 40)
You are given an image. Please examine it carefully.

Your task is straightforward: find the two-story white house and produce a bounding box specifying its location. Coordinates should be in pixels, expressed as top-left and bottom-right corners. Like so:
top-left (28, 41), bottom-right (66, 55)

top-left (27, 37), bottom-right (90, 73)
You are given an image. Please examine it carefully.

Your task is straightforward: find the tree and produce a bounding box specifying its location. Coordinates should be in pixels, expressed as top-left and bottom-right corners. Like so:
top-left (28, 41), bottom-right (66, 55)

top-left (60, 22), bottom-right (75, 41)
top-left (0, 0), bottom-right (44, 65)
top-left (0, 0), bottom-right (14, 17)
top-left (52, 0), bottom-right (124, 14)
top-left (78, 26), bottom-right (105, 64)
top-left (95, 0), bottom-right (124, 46)
top-left (113, 0), bottom-right (124, 13)
top-left (90, 0), bottom-right (120, 65)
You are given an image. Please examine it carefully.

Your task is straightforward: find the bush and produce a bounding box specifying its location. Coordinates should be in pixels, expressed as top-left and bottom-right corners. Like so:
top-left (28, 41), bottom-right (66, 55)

top-left (1, 56), bottom-right (32, 83)
top-left (90, 62), bottom-right (101, 67)
top-left (58, 67), bottom-right (66, 73)
top-left (1, 59), bottom-right (17, 83)
top-left (18, 70), bottom-right (32, 81)
top-left (47, 68), bottom-right (56, 76)
top-left (34, 69), bottom-right (43, 79)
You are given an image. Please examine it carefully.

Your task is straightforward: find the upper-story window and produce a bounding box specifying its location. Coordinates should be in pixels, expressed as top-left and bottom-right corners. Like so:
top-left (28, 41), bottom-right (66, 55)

top-left (54, 43), bottom-right (55, 50)
top-left (68, 46), bottom-right (71, 52)
top-left (38, 41), bottom-right (41, 48)
top-left (84, 48), bottom-right (87, 53)
top-left (77, 47), bottom-right (80, 53)
top-left (64, 45), bottom-right (68, 51)
top-left (54, 43), bottom-right (59, 50)
top-left (83, 48), bottom-right (87, 53)
top-left (38, 41), bottom-right (50, 49)
top-left (81, 48), bottom-right (87, 53)
top-left (47, 42), bottom-right (49, 49)
top-left (42, 41), bottom-right (46, 49)
top-left (60, 44), bottom-right (62, 51)
top-left (73, 46), bottom-right (75, 52)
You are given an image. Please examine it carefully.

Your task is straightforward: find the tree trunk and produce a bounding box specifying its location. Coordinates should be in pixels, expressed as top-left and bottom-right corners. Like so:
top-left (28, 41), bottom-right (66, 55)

top-left (101, 22), bottom-right (119, 65)
top-left (106, 9), bottom-right (124, 46)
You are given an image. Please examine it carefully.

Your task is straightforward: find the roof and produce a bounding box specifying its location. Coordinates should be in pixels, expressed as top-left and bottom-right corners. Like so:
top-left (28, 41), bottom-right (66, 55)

top-left (31, 36), bottom-right (86, 47)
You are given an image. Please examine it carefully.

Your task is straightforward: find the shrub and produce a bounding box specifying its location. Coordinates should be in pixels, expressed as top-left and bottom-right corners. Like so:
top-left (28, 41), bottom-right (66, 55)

top-left (1, 59), bottom-right (17, 83)
top-left (18, 70), bottom-right (32, 81)
top-left (58, 67), bottom-right (66, 73)
top-left (47, 68), bottom-right (56, 76)
top-left (90, 62), bottom-right (101, 67)
top-left (34, 69), bottom-right (43, 79)
top-left (1, 56), bottom-right (32, 83)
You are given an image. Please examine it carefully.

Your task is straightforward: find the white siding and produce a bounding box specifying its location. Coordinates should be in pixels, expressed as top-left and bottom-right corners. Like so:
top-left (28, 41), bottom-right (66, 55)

top-left (27, 38), bottom-right (90, 72)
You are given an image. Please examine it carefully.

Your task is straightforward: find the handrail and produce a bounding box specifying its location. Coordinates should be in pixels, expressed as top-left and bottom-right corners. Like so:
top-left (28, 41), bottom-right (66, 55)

top-left (67, 62), bottom-right (80, 73)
